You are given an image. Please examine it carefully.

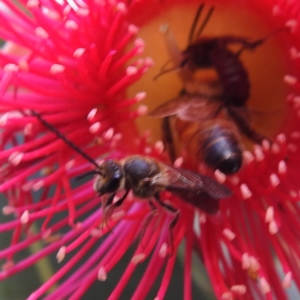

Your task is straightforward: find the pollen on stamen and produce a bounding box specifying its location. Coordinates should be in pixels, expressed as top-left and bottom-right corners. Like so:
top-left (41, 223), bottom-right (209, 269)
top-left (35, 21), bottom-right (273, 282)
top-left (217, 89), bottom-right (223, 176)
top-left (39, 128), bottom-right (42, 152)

top-left (76, 8), bottom-right (90, 17)
top-left (231, 285), bottom-right (247, 295)
top-left (97, 266), bottom-right (107, 281)
top-left (22, 181), bottom-right (33, 191)
top-left (159, 243), bottom-right (168, 258)
top-left (8, 151), bottom-right (24, 166)
top-left (2, 260), bottom-right (14, 271)
top-left (272, 5), bottom-right (281, 16)
top-left (240, 184), bottom-right (252, 199)
top-left (116, 2), bottom-right (127, 13)
top-left (2, 206), bottom-right (15, 215)
top-left (90, 228), bottom-right (102, 238)
top-left (241, 253), bottom-right (251, 270)
top-left (126, 66), bottom-right (138, 76)
top-left (228, 175), bottom-right (240, 186)
top-left (41, 166), bottom-right (54, 175)
top-left (284, 75), bottom-right (297, 85)
top-left (24, 123), bottom-right (33, 136)
top-left (135, 92), bottom-right (146, 101)
top-left (63, 5), bottom-right (71, 16)
top-left (290, 131), bottom-right (300, 139)
top-left (221, 291), bottom-right (233, 300)
top-left (270, 174), bottom-right (280, 187)
top-left (74, 48), bottom-right (85, 58)
top-left (154, 140), bottom-right (164, 154)
top-left (27, 0), bottom-right (39, 8)
top-left (285, 19), bottom-right (298, 32)
top-left (259, 277), bottom-right (271, 294)
top-left (243, 151), bottom-right (254, 164)
top-left (269, 220), bottom-right (279, 234)
top-left (87, 108), bottom-right (98, 122)
top-left (20, 210), bottom-right (30, 224)
top-left (214, 169), bottom-right (226, 184)
top-left (35, 27), bottom-right (49, 39)
top-left (278, 160), bottom-right (287, 174)
top-left (144, 57), bottom-right (155, 67)
top-left (249, 256), bottom-right (260, 272)
top-left (56, 246), bottom-right (66, 263)
top-left (0, 114), bottom-right (8, 126)
top-left (65, 20), bottom-right (79, 30)
top-left (222, 228), bottom-right (236, 241)
top-left (42, 229), bottom-right (52, 240)
top-left (89, 122), bottom-right (101, 133)
top-left (276, 133), bottom-right (287, 144)
top-left (128, 24), bottom-right (139, 34)
top-left (292, 96), bottom-right (300, 106)
top-left (262, 139), bottom-right (270, 151)
top-left (103, 128), bottom-right (114, 140)
top-left (137, 104), bottom-right (148, 116)
top-left (131, 253), bottom-right (146, 264)
top-left (50, 64), bottom-right (65, 74)
top-left (199, 212), bottom-right (207, 224)
top-left (33, 180), bottom-right (44, 191)
top-left (65, 160), bottom-right (75, 170)
top-left (135, 38), bottom-right (145, 48)
top-left (265, 206), bottom-right (274, 223)
top-left (282, 272), bottom-right (292, 288)
top-left (4, 64), bottom-right (19, 72)
top-left (271, 143), bottom-right (281, 154)
top-left (144, 146), bottom-right (152, 154)
top-left (290, 47), bottom-right (300, 59)
top-left (174, 156), bottom-right (183, 167)
top-left (253, 145), bottom-right (264, 161)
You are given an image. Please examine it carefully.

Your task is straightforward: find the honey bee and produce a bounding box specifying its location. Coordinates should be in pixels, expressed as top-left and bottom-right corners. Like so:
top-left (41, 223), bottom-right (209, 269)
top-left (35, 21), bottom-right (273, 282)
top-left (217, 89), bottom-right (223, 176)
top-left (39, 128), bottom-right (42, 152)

top-left (151, 4), bottom-right (283, 174)
top-left (31, 111), bottom-right (232, 229)
top-left (94, 155), bottom-right (232, 218)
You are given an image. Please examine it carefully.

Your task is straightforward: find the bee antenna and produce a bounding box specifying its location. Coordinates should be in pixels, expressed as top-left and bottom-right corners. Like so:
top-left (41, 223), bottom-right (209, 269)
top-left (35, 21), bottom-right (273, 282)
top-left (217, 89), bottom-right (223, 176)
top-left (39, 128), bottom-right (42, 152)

top-left (261, 26), bottom-right (290, 42)
top-left (153, 65), bottom-right (180, 80)
top-left (194, 6), bottom-right (214, 42)
top-left (188, 3), bottom-right (205, 44)
top-left (30, 110), bottom-right (100, 169)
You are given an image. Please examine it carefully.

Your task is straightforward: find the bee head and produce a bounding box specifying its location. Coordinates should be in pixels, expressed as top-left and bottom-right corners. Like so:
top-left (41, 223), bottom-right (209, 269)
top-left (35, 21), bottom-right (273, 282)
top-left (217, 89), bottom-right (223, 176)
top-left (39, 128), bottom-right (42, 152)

top-left (93, 160), bottom-right (124, 195)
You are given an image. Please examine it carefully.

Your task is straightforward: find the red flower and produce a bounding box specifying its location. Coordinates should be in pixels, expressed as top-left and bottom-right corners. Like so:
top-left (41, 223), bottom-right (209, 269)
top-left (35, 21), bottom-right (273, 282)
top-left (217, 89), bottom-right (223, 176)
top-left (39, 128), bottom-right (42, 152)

top-left (0, 0), bottom-right (300, 299)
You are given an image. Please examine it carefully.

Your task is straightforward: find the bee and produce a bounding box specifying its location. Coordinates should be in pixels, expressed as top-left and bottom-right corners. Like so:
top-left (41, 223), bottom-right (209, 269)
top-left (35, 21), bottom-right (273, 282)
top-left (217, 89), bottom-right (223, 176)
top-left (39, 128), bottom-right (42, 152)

top-left (31, 111), bottom-right (232, 231)
top-left (150, 94), bottom-right (247, 174)
top-left (151, 4), bottom-right (283, 174)
top-left (161, 4), bottom-right (284, 106)
top-left (94, 155), bottom-right (232, 218)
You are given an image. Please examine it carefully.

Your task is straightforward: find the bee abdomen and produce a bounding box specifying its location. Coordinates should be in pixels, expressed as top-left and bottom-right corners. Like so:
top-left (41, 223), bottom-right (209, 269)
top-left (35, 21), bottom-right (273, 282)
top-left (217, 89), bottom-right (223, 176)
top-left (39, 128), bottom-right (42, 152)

top-left (199, 126), bottom-right (243, 174)
top-left (211, 49), bottom-right (250, 106)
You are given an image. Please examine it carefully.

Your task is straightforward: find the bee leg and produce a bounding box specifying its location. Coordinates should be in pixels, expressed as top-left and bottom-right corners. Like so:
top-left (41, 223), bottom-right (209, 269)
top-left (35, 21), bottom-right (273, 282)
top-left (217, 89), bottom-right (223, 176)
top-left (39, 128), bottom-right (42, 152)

top-left (112, 189), bottom-right (130, 207)
top-left (235, 39), bottom-right (264, 57)
top-left (154, 194), bottom-right (180, 257)
top-left (139, 200), bottom-right (159, 249)
top-left (101, 192), bottom-right (116, 233)
top-left (162, 117), bottom-right (177, 163)
top-left (228, 107), bottom-right (270, 144)
top-left (101, 190), bottom-right (130, 233)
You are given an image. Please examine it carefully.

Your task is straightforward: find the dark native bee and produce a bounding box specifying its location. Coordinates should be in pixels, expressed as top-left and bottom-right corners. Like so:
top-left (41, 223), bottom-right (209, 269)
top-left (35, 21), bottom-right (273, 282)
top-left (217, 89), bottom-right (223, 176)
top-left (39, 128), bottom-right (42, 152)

top-left (31, 111), bottom-right (232, 242)
top-left (151, 4), bottom-right (286, 174)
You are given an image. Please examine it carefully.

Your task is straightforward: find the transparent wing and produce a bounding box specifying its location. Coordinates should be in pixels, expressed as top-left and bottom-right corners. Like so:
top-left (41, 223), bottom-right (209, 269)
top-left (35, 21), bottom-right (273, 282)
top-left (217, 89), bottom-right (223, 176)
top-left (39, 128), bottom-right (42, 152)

top-left (161, 166), bottom-right (232, 214)
top-left (149, 95), bottom-right (223, 122)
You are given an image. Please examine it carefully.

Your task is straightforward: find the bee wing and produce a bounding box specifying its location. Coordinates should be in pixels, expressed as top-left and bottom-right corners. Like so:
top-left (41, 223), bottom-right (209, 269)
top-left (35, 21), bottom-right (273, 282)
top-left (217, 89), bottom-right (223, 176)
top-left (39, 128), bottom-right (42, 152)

top-left (163, 166), bottom-right (232, 214)
top-left (149, 95), bottom-right (223, 122)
